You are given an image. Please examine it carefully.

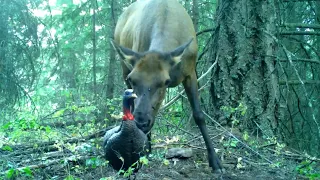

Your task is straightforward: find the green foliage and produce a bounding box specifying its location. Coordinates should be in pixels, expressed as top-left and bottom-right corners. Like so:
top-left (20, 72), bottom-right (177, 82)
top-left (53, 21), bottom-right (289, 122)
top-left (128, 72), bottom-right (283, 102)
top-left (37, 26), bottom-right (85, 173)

top-left (0, 0), bottom-right (41, 109)
top-left (5, 169), bottom-right (18, 179)
top-left (20, 167), bottom-right (33, 177)
top-left (166, 101), bottom-right (183, 124)
top-left (1, 145), bottom-right (13, 152)
top-left (99, 177), bottom-right (114, 180)
top-left (105, 97), bottom-right (123, 117)
top-left (221, 103), bottom-right (248, 150)
top-left (139, 156), bottom-right (149, 165)
top-left (3, 0), bottom-right (319, 179)
top-left (85, 157), bottom-right (106, 168)
top-left (52, 103), bottom-right (97, 120)
top-left (5, 167), bottom-right (33, 179)
top-left (296, 160), bottom-right (320, 180)
top-left (117, 156), bottom-right (149, 178)
top-left (0, 112), bottom-right (41, 142)
top-left (223, 139), bottom-right (239, 148)
top-left (221, 102), bottom-right (247, 125)
top-left (162, 159), bottom-right (170, 166)
top-left (119, 167), bottom-right (134, 178)
top-left (64, 175), bottom-right (80, 180)
top-left (148, 148), bottom-right (167, 161)
top-left (243, 131), bottom-right (249, 141)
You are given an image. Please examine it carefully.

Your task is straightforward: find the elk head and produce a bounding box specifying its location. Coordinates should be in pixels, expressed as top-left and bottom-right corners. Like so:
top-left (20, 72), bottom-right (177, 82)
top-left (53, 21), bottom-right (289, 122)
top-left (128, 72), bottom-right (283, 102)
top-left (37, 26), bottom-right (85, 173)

top-left (111, 39), bottom-right (193, 133)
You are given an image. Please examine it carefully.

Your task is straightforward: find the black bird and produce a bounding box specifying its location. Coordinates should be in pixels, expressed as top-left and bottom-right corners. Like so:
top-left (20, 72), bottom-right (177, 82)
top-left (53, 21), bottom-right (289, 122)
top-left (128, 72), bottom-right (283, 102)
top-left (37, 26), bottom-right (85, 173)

top-left (103, 89), bottom-right (149, 172)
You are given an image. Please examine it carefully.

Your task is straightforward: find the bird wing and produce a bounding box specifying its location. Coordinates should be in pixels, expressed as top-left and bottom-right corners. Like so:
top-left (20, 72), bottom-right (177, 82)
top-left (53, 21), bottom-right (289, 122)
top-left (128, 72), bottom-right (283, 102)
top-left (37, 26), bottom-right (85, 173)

top-left (103, 125), bottom-right (120, 147)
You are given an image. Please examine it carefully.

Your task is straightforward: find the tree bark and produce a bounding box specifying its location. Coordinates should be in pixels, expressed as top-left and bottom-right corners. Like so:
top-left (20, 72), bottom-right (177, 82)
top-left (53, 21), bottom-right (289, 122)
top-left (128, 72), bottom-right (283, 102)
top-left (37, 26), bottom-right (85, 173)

top-left (210, 0), bottom-right (279, 136)
top-left (192, 0), bottom-right (199, 32)
top-left (106, 0), bottom-right (117, 99)
top-left (92, 0), bottom-right (97, 98)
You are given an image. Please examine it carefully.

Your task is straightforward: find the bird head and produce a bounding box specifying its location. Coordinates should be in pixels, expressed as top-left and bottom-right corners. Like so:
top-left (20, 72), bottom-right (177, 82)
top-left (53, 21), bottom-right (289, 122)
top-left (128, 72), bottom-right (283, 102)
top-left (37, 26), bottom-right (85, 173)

top-left (122, 89), bottom-right (137, 121)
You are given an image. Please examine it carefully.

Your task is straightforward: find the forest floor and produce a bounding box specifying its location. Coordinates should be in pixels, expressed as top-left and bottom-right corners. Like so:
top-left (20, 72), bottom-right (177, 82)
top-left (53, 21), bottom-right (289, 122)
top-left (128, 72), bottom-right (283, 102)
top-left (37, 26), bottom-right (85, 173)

top-left (1, 125), bottom-right (319, 180)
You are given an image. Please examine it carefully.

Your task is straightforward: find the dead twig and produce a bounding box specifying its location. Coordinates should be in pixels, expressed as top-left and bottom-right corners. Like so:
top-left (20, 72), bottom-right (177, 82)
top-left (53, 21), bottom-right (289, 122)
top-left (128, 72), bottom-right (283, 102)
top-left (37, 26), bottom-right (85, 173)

top-left (202, 111), bottom-right (274, 165)
top-left (266, 148), bottom-right (320, 162)
top-left (1, 155), bottom-right (96, 176)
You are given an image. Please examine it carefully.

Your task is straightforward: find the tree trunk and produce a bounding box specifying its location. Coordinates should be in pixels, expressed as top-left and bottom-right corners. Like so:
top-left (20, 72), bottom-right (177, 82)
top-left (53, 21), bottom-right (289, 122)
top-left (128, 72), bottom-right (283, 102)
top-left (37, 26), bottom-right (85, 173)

top-left (106, 0), bottom-right (117, 99)
top-left (0, 2), bottom-right (18, 108)
top-left (192, 0), bottom-right (199, 32)
top-left (92, 0), bottom-right (97, 99)
top-left (210, 0), bottom-right (279, 136)
top-left (106, 47), bottom-right (116, 99)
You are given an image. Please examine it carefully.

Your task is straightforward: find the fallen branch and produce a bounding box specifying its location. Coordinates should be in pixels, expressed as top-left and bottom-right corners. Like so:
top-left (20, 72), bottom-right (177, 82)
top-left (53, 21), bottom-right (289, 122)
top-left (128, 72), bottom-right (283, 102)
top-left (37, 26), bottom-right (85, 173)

top-left (15, 151), bottom-right (71, 167)
top-left (164, 120), bottom-right (195, 137)
top-left (266, 148), bottom-right (320, 162)
top-left (1, 155), bottom-right (96, 176)
top-left (196, 28), bottom-right (215, 36)
top-left (202, 111), bottom-right (274, 165)
top-left (279, 58), bottom-right (320, 64)
top-left (3, 129), bottom-right (107, 152)
top-left (279, 80), bottom-right (320, 85)
top-left (280, 31), bottom-right (320, 36)
top-left (282, 23), bottom-right (320, 29)
top-left (282, 0), bottom-right (320, 2)
top-left (2, 145), bottom-right (59, 158)
top-left (153, 142), bottom-right (206, 150)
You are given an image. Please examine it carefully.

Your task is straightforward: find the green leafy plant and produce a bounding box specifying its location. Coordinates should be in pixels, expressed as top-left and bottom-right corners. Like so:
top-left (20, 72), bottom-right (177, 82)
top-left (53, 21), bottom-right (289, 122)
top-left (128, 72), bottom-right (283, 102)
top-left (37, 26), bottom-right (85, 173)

top-left (5, 168), bottom-right (19, 179)
top-left (221, 102), bottom-right (247, 125)
top-left (85, 157), bottom-right (105, 168)
top-left (64, 175), bottom-right (80, 180)
top-left (223, 139), bottom-right (239, 148)
top-left (118, 156), bottom-right (149, 178)
top-left (20, 167), bottom-right (33, 178)
top-left (163, 159), bottom-right (170, 166)
top-left (5, 167), bottom-right (33, 179)
top-left (1, 145), bottom-right (13, 152)
top-left (296, 160), bottom-right (320, 180)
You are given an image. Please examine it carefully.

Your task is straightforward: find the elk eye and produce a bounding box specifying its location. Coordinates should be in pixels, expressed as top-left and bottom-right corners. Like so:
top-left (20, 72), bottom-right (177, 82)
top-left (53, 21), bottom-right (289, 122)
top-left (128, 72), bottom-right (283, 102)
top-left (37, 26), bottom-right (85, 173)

top-left (126, 77), bottom-right (136, 86)
top-left (164, 79), bottom-right (171, 86)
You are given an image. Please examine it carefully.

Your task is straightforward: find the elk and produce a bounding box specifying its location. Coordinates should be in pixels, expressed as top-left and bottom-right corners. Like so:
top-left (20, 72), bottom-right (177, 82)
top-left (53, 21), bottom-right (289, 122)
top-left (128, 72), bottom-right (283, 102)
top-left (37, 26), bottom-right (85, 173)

top-left (111, 0), bottom-right (223, 172)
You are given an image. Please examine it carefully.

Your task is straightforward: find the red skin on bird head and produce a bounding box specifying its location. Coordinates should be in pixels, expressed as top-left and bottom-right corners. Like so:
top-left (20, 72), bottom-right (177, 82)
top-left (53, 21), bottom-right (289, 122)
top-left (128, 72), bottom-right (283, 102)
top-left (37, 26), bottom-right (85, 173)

top-left (123, 109), bottom-right (134, 121)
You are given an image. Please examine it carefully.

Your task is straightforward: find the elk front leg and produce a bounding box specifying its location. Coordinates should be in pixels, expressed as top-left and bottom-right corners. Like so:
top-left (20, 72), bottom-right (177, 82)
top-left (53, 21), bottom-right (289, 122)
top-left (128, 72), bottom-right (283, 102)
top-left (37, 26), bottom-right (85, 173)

top-left (182, 73), bottom-right (223, 173)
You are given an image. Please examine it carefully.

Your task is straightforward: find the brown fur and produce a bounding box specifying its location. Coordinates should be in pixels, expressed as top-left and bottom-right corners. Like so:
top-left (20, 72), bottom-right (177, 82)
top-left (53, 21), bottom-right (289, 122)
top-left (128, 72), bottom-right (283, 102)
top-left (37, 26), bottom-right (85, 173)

top-left (112, 0), bottom-right (223, 172)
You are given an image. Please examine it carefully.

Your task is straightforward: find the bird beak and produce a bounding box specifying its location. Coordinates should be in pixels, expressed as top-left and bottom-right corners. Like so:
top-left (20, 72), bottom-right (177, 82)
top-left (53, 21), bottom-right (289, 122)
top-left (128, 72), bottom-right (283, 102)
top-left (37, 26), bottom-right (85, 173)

top-left (131, 93), bottom-right (137, 99)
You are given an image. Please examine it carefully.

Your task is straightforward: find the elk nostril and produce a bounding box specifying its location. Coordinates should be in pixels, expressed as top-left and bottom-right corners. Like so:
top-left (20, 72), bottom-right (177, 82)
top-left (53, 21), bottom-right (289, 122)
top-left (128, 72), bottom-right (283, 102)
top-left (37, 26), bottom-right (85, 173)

top-left (152, 106), bottom-right (155, 110)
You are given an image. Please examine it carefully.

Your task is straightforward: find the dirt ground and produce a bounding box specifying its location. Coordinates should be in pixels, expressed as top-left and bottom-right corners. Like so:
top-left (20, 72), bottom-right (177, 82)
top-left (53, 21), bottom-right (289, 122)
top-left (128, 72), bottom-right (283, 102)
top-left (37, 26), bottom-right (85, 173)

top-left (1, 127), bottom-right (315, 180)
top-left (66, 148), bottom-right (304, 180)
top-left (111, 150), bottom-right (302, 180)
top-left (27, 146), bottom-right (306, 180)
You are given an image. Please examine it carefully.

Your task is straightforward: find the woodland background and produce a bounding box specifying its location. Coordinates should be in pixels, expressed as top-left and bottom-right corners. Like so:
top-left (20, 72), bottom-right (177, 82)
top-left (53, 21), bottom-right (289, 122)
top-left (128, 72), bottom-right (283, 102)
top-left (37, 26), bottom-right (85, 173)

top-left (0, 0), bottom-right (319, 179)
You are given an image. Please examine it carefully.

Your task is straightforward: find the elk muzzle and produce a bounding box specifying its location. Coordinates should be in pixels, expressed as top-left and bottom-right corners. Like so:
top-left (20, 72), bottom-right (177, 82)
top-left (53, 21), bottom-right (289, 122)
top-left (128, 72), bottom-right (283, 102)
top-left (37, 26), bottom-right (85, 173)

top-left (134, 111), bottom-right (153, 133)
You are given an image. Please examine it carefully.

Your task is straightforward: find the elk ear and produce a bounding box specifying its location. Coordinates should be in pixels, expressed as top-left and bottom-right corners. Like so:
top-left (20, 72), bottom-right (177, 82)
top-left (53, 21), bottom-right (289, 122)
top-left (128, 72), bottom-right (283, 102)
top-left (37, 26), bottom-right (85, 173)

top-left (170, 38), bottom-right (193, 65)
top-left (110, 39), bottom-right (141, 70)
